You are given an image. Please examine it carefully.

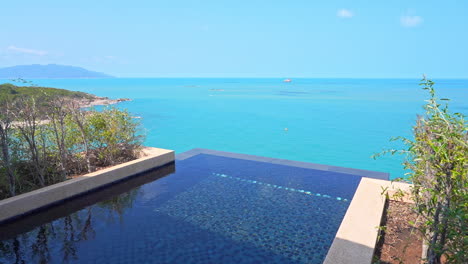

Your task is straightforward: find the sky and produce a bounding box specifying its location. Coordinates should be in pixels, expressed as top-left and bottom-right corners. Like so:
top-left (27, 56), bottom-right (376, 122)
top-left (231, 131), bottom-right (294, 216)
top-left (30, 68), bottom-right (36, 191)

top-left (1, 0), bottom-right (467, 78)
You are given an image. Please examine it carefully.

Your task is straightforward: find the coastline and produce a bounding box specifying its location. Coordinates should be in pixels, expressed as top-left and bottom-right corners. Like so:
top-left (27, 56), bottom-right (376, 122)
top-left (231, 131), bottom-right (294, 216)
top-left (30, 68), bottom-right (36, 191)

top-left (79, 96), bottom-right (131, 108)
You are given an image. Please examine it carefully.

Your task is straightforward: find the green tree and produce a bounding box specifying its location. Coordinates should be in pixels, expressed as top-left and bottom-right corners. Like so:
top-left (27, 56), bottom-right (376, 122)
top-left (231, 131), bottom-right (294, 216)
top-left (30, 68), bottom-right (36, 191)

top-left (87, 107), bottom-right (142, 166)
top-left (0, 99), bottom-right (17, 196)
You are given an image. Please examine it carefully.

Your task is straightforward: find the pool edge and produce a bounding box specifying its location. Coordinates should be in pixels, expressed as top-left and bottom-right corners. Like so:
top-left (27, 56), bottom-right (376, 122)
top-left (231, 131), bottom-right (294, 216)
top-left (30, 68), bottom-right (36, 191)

top-left (324, 178), bottom-right (412, 264)
top-left (176, 148), bottom-right (389, 180)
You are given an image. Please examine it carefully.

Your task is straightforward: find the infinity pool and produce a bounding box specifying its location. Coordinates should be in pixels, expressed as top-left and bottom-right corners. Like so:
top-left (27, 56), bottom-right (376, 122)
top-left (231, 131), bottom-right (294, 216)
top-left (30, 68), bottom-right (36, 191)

top-left (0, 149), bottom-right (388, 264)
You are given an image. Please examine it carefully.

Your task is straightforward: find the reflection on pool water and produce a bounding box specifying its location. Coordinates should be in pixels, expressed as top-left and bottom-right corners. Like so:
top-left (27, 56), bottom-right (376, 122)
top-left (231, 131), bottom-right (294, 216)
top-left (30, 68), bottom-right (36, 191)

top-left (0, 150), bottom-right (380, 264)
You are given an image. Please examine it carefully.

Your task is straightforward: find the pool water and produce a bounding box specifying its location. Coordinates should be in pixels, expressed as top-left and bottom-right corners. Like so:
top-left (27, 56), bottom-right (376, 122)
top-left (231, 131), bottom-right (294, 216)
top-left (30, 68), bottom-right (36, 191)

top-left (0, 150), bottom-right (387, 264)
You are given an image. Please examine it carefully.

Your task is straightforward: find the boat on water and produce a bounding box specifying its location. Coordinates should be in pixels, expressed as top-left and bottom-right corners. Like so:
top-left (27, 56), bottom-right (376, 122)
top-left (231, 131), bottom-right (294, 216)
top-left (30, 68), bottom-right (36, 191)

top-left (283, 78), bottom-right (292, 83)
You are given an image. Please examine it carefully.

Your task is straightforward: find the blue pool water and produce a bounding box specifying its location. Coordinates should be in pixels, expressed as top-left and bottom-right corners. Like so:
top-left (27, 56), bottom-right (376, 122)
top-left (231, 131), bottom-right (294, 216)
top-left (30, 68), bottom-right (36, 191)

top-left (2, 78), bottom-right (468, 179)
top-left (0, 150), bottom-right (379, 264)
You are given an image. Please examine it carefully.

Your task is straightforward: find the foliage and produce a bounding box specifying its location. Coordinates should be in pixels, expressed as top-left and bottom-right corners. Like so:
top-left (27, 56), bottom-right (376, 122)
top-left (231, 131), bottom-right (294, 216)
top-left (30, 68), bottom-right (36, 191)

top-left (377, 77), bottom-right (467, 263)
top-left (0, 83), bottom-right (94, 104)
top-left (87, 108), bottom-right (143, 166)
top-left (0, 89), bottom-right (144, 199)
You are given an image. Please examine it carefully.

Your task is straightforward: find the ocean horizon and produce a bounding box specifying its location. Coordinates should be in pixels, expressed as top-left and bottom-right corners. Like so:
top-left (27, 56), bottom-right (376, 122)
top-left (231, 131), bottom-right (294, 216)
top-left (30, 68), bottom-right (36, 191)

top-left (3, 77), bottom-right (468, 179)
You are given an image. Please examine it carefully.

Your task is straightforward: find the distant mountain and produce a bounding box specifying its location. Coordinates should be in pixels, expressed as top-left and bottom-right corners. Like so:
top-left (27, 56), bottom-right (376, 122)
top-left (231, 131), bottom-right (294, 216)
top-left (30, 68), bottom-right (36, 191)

top-left (0, 64), bottom-right (115, 79)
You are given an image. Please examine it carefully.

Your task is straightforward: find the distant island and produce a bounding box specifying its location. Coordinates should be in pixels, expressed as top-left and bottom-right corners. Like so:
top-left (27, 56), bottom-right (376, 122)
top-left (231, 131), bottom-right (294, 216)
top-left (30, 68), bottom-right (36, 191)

top-left (0, 83), bottom-right (129, 107)
top-left (0, 64), bottom-right (114, 79)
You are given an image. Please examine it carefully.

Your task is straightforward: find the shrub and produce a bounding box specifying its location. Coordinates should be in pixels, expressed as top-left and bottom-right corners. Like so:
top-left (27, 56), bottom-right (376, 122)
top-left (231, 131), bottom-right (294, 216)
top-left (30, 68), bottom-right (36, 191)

top-left (0, 95), bottom-right (144, 199)
top-left (380, 77), bottom-right (467, 263)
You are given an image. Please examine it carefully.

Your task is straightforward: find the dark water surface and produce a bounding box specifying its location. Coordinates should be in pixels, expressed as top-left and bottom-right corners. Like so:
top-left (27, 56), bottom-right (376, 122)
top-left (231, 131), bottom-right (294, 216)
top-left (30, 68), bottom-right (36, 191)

top-left (0, 153), bottom-right (367, 264)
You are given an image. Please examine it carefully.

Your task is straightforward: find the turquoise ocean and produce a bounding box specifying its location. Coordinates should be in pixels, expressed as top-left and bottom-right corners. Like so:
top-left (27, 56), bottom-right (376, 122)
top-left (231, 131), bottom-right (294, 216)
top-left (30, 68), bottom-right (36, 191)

top-left (4, 78), bottom-right (468, 180)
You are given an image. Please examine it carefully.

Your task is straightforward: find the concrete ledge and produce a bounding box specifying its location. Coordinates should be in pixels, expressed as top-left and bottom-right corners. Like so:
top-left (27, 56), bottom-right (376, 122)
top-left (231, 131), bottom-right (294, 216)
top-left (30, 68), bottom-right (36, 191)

top-left (324, 178), bottom-right (413, 264)
top-left (0, 147), bottom-right (174, 223)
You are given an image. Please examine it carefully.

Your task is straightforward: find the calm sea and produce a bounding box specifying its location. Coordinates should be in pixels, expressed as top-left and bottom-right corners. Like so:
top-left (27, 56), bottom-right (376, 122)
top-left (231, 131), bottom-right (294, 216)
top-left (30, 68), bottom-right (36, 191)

top-left (4, 78), bottom-right (468, 179)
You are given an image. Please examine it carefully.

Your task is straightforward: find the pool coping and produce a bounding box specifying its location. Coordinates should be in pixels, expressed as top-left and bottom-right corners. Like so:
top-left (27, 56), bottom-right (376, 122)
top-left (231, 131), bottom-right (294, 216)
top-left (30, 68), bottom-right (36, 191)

top-left (0, 147), bottom-right (175, 224)
top-left (176, 148), bottom-right (389, 180)
top-left (324, 178), bottom-right (412, 264)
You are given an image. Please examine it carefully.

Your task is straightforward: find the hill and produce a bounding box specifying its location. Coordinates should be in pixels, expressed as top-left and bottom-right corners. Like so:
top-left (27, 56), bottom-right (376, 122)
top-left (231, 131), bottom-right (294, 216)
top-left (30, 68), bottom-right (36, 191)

top-left (0, 64), bottom-right (114, 79)
top-left (0, 83), bottom-right (130, 108)
top-left (0, 83), bottom-right (95, 102)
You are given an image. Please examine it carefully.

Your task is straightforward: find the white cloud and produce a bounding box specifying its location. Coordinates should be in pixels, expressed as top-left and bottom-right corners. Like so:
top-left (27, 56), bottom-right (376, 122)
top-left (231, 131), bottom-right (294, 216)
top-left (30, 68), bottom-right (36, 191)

top-left (337, 9), bottom-right (354, 18)
top-left (400, 15), bottom-right (423, 27)
top-left (7, 45), bottom-right (48, 56)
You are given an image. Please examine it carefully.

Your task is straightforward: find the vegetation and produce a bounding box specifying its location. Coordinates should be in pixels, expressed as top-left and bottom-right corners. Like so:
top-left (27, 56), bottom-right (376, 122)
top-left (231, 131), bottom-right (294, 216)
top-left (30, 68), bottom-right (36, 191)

top-left (0, 82), bottom-right (94, 103)
top-left (377, 77), bottom-right (467, 263)
top-left (0, 82), bottom-right (143, 199)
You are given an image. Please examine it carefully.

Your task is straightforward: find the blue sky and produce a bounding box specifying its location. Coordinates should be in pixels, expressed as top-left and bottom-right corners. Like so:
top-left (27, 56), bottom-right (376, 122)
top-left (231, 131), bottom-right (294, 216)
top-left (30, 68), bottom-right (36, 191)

top-left (1, 0), bottom-right (467, 78)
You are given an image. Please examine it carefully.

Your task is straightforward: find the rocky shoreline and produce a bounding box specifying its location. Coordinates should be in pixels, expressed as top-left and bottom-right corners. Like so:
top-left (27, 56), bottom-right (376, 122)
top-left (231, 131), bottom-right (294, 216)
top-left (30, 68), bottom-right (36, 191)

top-left (79, 96), bottom-right (131, 108)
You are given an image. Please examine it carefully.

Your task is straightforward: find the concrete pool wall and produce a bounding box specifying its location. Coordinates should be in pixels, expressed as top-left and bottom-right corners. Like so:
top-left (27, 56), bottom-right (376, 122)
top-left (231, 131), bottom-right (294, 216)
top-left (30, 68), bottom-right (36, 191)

top-left (0, 147), bottom-right (174, 224)
top-left (324, 178), bottom-right (413, 264)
